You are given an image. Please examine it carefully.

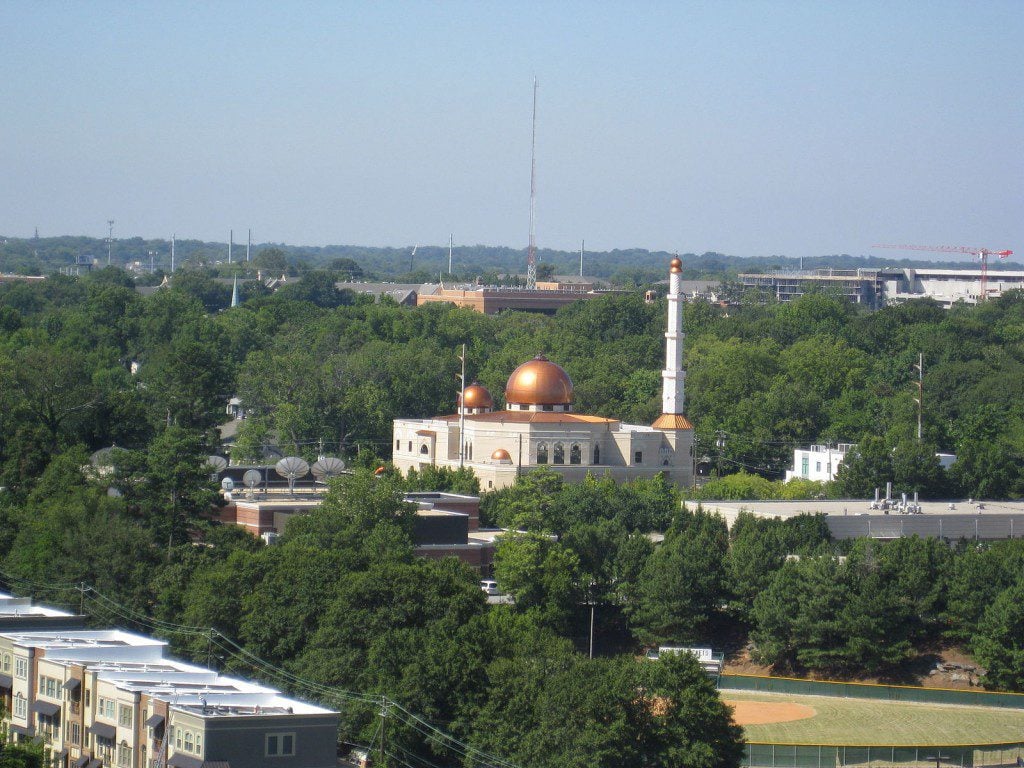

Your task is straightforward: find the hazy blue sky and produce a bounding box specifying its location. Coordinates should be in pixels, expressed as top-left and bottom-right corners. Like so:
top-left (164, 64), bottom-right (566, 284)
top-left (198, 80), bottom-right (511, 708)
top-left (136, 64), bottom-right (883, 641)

top-left (2, 1), bottom-right (1022, 260)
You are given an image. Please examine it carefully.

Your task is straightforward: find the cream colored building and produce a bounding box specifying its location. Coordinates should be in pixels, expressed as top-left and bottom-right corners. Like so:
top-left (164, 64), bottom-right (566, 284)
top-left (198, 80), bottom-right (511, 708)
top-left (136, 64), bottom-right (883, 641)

top-left (393, 258), bottom-right (696, 490)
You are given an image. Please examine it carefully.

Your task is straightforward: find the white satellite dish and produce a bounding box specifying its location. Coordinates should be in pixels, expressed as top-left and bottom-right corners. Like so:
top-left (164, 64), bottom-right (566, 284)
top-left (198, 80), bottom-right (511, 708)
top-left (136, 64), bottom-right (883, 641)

top-left (274, 457), bottom-right (309, 494)
top-left (206, 455), bottom-right (228, 473)
top-left (242, 469), bottom-right (263, 499)
top-left (311, 456), bottom-right (346, 483)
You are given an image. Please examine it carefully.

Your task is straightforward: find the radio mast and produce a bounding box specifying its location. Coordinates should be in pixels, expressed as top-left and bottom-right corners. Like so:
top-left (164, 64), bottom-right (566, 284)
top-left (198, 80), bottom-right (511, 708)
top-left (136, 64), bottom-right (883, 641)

top-left (526, 78), bottom-right (538, 290)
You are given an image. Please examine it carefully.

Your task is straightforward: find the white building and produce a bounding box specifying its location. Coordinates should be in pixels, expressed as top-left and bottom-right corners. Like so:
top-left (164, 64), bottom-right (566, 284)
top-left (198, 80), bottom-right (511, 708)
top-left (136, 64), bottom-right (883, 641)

top-left (785, 444), bottom-right (855, 483)
top-left (392, 258), bottom-right (696, 490)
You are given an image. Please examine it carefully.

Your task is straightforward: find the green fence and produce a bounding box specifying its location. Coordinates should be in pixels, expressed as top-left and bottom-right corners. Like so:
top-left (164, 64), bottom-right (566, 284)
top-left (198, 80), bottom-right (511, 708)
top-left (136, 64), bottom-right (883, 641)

top-left (743, 742), bottom-right (1024, 768)
top-left (719, 675), bottom-right (1024, 710)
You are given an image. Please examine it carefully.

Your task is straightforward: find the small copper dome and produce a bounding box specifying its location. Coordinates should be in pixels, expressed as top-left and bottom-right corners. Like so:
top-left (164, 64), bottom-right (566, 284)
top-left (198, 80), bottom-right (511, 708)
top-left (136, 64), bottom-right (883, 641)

top-left (460, 383), bottom-right (494, 409)
top-left (491, 448), bottom-right (512, 462)
top-left (670, 257), bottom-right (682, 274)
top-left (505, 355), bottom-right (574, 406)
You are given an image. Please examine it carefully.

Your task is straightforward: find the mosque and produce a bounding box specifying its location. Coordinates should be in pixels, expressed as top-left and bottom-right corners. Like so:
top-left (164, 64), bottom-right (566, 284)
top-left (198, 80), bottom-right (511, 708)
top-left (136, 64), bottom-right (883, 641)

top-left (391, 257), bottom-right (695, 489)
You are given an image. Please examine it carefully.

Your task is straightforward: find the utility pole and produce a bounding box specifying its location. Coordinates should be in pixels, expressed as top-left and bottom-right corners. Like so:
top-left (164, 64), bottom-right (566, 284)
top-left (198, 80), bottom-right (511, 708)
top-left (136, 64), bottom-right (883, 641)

top-left (580, 239), bottom-right (584, 278)
top-left (913, 353), bottom-right (924, 442)
top-left (448, 234), bottom-right (453, 276)
top-left (247, 228), bottom-right (252, 262)
top-left (107, 220), bottom-right (114, 265)
top-left (378, 697), bottom-right (389, 768)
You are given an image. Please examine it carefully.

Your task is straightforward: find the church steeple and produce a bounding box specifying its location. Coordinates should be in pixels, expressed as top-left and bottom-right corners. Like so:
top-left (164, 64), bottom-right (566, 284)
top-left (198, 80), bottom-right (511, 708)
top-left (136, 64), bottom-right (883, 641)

top-left (230, 275), bottom-right (239, 308)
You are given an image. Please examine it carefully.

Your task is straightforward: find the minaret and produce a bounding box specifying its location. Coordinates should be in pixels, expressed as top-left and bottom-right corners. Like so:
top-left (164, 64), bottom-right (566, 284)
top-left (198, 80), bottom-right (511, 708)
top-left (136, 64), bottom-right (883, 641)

top-left (662, 256), bottom-right (686, 414)
top-left (652, 256), bottom-right (694, 486)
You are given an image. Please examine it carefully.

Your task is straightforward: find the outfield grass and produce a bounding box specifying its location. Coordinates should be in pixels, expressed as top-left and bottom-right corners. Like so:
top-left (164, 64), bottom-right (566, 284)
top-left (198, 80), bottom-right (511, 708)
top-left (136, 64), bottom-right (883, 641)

top-left (723, 689), bottom-right (1024, 746)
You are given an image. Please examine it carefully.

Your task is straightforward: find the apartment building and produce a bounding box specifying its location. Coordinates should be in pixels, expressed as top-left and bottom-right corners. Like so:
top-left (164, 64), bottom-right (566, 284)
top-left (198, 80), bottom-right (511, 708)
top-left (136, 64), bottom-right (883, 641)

top-left (0, 623), bottom-right (339, 768)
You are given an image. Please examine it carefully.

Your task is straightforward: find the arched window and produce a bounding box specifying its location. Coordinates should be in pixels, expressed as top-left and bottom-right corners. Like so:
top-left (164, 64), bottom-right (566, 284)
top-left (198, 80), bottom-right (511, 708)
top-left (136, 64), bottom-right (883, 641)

top-left (593, 445), bottom-right (601, 465)
top-left (553, 443), bottom-right (565, 464)
top-left (570, 443), bottom-right (582, 464)
top-left (537, 442), bottom-right (548, 464)
top-left (469, 443), bottom-right (473, 460)
top-left (419, 444), bottom-right (429, 455)
top-left (395, 439), bottom-right (400, 450)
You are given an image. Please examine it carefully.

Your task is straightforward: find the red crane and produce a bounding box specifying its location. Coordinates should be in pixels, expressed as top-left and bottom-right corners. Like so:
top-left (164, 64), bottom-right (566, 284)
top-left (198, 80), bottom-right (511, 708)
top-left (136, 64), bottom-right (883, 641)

top-left (872, 243), bottom-right (1014, 302)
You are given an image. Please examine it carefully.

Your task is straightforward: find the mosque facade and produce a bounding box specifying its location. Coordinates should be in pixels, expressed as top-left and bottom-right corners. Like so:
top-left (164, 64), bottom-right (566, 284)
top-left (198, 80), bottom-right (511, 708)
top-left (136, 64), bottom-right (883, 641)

top-left (391, 258), bottom-right (695, 489)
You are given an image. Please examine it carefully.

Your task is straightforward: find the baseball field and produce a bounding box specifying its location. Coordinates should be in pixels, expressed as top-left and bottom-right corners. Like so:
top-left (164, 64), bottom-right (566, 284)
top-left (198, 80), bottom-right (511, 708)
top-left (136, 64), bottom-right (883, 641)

top-left (723, 689), bottom-right (1024, 746)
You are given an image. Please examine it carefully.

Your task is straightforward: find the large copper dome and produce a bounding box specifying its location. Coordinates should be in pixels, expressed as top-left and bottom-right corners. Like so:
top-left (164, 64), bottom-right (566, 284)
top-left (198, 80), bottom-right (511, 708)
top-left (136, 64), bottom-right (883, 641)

top-left (505, 355), bottom-right (574, 406)
top-left (460, 383), bottom-right (494, 409)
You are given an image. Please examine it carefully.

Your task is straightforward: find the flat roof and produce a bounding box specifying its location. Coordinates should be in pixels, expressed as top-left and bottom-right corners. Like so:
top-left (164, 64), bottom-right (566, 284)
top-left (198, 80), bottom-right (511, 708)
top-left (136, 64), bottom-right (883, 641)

top-left (697, 499), bottom-right (1024, 526)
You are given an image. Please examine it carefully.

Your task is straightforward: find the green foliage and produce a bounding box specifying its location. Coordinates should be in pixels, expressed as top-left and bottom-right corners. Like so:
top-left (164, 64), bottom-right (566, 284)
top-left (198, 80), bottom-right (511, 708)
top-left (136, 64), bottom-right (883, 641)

top-left (974, 580), bottom-right (1024, 691)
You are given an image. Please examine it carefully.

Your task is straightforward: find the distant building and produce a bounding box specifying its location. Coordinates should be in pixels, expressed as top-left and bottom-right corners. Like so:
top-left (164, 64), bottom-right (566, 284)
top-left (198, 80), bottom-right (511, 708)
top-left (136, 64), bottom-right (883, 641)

top-left (738, 269), bottom-right (886, 309)
top-left (739, 266), bottom-right (1024, 309)
top-left (334, 281), bottom-right (423, 306)
top-left (415, 282), bottom-right (625, 315)
top-left (785, 444), bottom-right (855, 483)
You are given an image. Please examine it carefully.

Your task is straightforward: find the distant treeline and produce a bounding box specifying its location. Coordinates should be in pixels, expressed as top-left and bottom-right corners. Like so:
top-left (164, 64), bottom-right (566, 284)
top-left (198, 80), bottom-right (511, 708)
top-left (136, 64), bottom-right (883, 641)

top-left (3, 234), bottom-right (1019, 286)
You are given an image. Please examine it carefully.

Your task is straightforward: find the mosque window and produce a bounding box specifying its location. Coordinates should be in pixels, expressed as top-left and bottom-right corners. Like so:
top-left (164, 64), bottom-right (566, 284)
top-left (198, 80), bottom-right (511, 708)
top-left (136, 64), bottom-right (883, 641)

top-left (634, 450), bottom-right (643, 464)
top-left (570, 444), bottom-right (582, 465)
top-left (542, 404), bottom-right (554, 412)
top-left (553, 443), bottom-right (565, 464)
top-left (537, 442), bottom-right (548, 464)
top-left (593, 445), bottom-right (601, 464)
top-left (396, 439), bottom-right (400, 450)
top-left (408, 441), bottom-right (412, 452)
top-left (419, 444), bottom-right (429, 455)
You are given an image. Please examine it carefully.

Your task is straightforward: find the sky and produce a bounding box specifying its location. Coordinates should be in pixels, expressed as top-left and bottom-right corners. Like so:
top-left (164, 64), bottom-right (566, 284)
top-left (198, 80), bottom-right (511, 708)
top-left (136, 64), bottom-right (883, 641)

top-left (1, 1), bottom-right (1022, 260)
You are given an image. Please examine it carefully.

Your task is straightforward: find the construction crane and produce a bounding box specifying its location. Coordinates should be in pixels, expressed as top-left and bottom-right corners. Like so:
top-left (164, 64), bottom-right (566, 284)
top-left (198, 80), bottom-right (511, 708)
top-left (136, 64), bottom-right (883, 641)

top-left (872, 243), bottom-right (1014, 302)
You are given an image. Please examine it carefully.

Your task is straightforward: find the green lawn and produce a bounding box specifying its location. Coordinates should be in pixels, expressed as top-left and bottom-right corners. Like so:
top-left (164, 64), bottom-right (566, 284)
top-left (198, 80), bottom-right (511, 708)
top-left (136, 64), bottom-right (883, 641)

top-left (723, 689), bottom-right (1024, 746)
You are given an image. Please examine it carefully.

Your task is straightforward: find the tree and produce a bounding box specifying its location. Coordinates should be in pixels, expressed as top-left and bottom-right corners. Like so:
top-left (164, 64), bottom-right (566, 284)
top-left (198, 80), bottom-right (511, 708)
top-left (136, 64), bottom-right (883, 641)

top-left (974, 581), bottom-right (1024, 691)
top-left (628, 510), bottom-right (729, 645)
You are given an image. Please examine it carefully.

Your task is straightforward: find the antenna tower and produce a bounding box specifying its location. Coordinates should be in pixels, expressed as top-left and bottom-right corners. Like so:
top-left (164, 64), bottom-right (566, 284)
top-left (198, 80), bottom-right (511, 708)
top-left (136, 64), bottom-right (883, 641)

top-left (171, 234), bottom-right (176, 272)
top-left (107, 220), bottom-right (115, 265)
top-left (527, 78), bottom-right (538, 289)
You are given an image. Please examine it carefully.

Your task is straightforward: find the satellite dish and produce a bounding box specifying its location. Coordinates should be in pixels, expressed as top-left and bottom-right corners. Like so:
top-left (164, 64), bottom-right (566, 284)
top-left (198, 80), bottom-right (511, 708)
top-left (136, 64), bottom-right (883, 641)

top-left (242, 468), bottom-right (263, 499)
top-left (90, 446), bottom-right (117, 468)
top-left (206, 455), bottom-right (228, 473)
top-left (311, 457), bottom-right (346, 483)
top-left (221, 477), bottom-right (235, 492)
top-left (274, 457), bottom-right (310, 494)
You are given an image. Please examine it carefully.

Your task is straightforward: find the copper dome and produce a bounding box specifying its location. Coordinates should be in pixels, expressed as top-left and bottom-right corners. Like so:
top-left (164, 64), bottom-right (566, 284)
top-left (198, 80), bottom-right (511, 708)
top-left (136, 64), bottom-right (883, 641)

top-left (460, 383), bottom-right (494, 409)
top-left (504, 355), bottom-right (574, 406)
top-left (670, 257), bottom-right (682, 274)
top-left (491, 448), bottom-right (512, 462)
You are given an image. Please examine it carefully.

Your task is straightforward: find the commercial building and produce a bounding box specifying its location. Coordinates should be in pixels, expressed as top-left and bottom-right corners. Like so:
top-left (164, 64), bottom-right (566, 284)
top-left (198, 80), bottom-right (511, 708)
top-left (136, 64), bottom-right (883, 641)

top-left (415, 283), bottom-right (622, 315)
top-left (0, 601), bottom-right (339, 768)
top-left (393, 258), bottom-right (696, 489)
top-left (738, 266), bottom-right (1024, 308)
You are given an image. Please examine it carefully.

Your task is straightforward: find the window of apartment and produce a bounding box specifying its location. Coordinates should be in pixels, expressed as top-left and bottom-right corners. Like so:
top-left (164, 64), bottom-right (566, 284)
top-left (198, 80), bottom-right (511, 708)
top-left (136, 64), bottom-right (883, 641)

top-left (14, 657), bottom-right (27, 679)
top-left (85, 690), bottom-right (91, 708)
top-left (119, 703), bottom-right (133, 728)
top-left (13, 694), bottom-right (27, 718)
top-left (98, 697), bottom-right (116, 720)
top-left (195, 733), bottom-right (202, 754)
top-left (815, 461), bottom-right (821, 472)
top-left (184, 731), bottom-right (194, 752)
top-left (2, 653), bottom-right (9, 673)
top-left (70, 723), bottom-right (81, 745)
top-left (266, 732), bottom-right (295, 757)
top-left (39, 675), bottom-right (60, 699)
top-left (118, 743), bottom-right (132, 767)
top-left (175, 727), bottom-right (183, 750)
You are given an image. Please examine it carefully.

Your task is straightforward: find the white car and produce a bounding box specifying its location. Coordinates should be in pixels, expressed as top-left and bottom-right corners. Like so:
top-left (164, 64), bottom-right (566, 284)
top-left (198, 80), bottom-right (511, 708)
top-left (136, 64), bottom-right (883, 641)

top-left (480, 580), bottom-right (500, 595)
